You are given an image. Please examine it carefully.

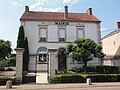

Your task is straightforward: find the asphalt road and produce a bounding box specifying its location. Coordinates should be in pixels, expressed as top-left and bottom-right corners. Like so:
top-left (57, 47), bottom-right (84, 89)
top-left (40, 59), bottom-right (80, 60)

top-left (47, 87), bottom-right (120, 90)
top-left (1, 83), bottom-right (120, 90)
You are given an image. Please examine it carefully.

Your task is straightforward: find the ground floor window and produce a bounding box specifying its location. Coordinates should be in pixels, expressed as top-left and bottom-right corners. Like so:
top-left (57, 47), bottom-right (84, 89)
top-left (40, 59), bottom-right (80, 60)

top-left (37, 47), bottom-right (47, 63)
top-left (39, 54), bottom-right (47, 63)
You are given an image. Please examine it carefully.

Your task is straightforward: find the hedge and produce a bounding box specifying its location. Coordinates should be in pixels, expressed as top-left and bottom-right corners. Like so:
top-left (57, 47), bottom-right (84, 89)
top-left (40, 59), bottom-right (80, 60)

top-left (69, 66), bottom-right (119, 74)
top-left (51, 74), bottom-right (120, 83)
top-left (51, 74), bottom-right (85, 83)
top-left (96, 66), bottom-right (118, 74)
top-left (0, 77), bottom-right (16, 85)
top-left (85, 74), bottom-right (119, 82)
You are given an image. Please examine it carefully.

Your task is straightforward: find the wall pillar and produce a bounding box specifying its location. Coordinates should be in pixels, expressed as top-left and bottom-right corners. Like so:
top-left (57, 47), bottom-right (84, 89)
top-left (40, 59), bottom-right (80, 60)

top-left (15, 48), bottom-right (24, 83)
top-left (49, 53), bottom-right (56, 77)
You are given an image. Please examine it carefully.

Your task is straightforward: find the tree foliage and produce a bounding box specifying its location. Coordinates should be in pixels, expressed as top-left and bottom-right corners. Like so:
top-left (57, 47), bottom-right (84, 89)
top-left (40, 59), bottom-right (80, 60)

top-left (17, 26), bottom-right (25, 48)
top-left (7, 56), bottom-right (16, 66)
top-left (16, 26), bottom-right (29, 71)
top-left (65, 38), bottom-right (104, 73)
top-left (0, 39), bottom-right (12, 60)
top-left (23, 37), bottom-right (29, 71)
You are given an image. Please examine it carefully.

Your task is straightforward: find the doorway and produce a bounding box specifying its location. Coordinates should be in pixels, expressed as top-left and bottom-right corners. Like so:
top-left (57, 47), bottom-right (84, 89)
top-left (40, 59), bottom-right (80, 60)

top-left (58, 48), bottom-right (67, 71)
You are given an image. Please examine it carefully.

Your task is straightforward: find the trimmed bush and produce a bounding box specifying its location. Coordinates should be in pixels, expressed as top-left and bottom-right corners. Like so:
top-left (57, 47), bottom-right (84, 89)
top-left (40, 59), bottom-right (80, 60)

top-left (86, 66), bottom-right (96, 73)
top-left (69, 66), bottom-right (119, 74)
top-left (51, 74), bottom-right (120, 83)
top-left (0, 77), bottom-right (16, 85)
top-left (85, 74), bottom-right (119, 82)
top-left (51, 74), bottom-right (85, 83)
top-left (96, 66), bottom-right (118, 74)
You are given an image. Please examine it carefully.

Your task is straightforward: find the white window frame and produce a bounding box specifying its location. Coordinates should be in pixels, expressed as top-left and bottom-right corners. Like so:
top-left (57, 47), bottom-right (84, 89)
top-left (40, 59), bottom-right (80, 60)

top-left (38, 47), bottom-right (48, 63)
top-left (38, 26), bottom-right (47, 42)
top-left (76, 27), bottom-right (85, 39)
top-left (58, 28), bottom-right (66, 42)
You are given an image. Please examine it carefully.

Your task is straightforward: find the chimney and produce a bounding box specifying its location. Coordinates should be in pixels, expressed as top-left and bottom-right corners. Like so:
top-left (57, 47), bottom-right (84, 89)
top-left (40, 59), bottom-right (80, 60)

top-left (25, 6), bottom-right (29, 12)
top-left (117, 22), bottom-right (120, 29)
top-left (86, 8), bottom-right (92, 15)
top-left (64, 5), bottom-right (68, 19)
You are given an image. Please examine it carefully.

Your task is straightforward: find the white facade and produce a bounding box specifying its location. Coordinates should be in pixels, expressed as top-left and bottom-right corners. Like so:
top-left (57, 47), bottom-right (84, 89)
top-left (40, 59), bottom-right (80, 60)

top-left (21, 21), bottom-right (101, 72)
top-left (20, 6), bottom-right (101, 79)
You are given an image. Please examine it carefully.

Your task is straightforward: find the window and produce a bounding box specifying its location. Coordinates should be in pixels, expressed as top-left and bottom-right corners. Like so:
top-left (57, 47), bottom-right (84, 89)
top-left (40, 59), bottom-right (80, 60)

top-left (59, 28), bottom-right (65, 42)
top-left (39, 54), bottom-right (47, 62)
top-left (39, 28), bottom-right (47, 42)
top-left (38, 47), bottom-right (47, 63)
top-left (77, 28), bottom-right (84, 39)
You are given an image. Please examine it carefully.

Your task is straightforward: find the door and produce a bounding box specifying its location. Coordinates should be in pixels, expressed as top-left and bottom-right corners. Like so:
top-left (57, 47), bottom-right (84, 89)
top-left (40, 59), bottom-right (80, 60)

top-left (58, 48), bottom-right (67, 71)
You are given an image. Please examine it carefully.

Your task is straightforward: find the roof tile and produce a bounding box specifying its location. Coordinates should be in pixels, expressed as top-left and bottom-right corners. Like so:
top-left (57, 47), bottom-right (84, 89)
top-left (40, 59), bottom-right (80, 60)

top-left (20, 11), bottom-right (100, 22)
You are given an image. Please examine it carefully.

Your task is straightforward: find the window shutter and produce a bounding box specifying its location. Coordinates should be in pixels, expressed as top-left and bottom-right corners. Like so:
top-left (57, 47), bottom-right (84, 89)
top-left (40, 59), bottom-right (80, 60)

top-left (40, 28), bottom-right (46, 37)
top-left (59, 28), bottom-right (65, 38)
top-left (77, 28), bottom-right (84, 38)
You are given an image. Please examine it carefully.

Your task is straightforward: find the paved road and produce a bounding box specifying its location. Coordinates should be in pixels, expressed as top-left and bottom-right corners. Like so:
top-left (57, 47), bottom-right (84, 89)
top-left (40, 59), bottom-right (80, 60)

top-left (55, 87), bottom-right (120, 90)
top-left (1, 83), bottom-right (120, 90)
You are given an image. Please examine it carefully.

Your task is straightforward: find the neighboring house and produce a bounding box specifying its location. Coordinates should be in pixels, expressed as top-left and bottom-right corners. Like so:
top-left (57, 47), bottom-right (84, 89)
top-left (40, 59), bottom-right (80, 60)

top-left (102, 22), bottom-right (120, 66)
top-left (20, 6), bottom-right (101, 79)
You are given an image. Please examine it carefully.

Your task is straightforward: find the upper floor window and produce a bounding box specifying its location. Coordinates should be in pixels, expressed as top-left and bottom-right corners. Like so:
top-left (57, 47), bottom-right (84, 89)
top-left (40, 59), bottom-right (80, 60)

top-left (39, 28), bottom-right (47, 42)
top-left (59, 28), bottom-right (65, 42)
top-left (77, 28), bottom-right (84, 39)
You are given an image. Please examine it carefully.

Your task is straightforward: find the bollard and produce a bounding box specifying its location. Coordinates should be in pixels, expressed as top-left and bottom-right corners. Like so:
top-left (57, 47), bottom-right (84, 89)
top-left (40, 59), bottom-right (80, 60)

top-left (86, 78), bottom-right (92, 85)
top-left (6, 80), bottom-right (12, 89)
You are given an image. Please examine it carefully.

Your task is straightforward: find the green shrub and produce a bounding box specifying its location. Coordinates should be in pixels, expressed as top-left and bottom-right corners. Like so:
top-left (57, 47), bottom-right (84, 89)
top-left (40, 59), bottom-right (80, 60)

top-left (51, 74), bottom-right (85, 83)
top-left (0, 77), bottom-right (16, 85)
top-left (51, 74), bottom-right (120, 83)
top-left (86, 66), bottom-right (96, 73)
top-left (7, 57), bottom-right (16, 66)
top-left (69, 66), bottom-right (119, 74)
top-left (96, 66), bottom-right (118, 74)
top-left (22, 71), bottom-right (28, 76)
top-left (85, 74), bottom-right (119, 82)
top-left (0, 68), bottom-right (5, 71)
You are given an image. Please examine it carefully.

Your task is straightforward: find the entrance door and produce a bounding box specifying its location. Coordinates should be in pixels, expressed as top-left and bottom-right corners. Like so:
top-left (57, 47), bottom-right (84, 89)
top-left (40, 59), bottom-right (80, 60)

top-left (58, 48), bottom-right (67, 71)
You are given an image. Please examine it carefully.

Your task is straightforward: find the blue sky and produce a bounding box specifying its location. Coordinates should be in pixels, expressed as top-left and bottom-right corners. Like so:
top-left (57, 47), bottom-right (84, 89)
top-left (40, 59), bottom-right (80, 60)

top-left (0, 0), bottom-right (120, 49)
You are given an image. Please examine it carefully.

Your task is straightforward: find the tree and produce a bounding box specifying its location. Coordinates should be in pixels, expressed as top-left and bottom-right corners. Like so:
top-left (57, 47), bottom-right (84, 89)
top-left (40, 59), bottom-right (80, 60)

top-left (0, 39), bottom-right (12, 60)
top-left (16, 25), bottom-right (29, 71)
top-left (23, 37), bottom-right (29, 71)
top-left (65, 38), bottom-right (104, 73)
top-left (17, 26), bottom-right (25, 48)
top-left (7, 56), bottom-right (16, 66)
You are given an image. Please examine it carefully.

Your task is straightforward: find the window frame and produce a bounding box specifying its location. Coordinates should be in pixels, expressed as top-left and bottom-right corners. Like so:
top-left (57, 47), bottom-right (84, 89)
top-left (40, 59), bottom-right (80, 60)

top-left (37, 47), bottom-right (48, 64)
top-left (76, 27), bottom-right (85, 39)
top-left (38, 26), bottom-right (48, 42)
top-left (58, 28), bottom-right (66, 42)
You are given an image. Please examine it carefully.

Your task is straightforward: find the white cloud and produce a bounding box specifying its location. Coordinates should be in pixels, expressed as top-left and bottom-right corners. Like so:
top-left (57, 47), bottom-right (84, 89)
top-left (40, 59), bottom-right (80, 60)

top-left (29, 0), bottom-right (62, 12)
top-left (12, 0), bottom-right (23, 7)
top-left (63, 0), bottom-right (78, 4)
top-left (48, 7), bottom-right (62, 12)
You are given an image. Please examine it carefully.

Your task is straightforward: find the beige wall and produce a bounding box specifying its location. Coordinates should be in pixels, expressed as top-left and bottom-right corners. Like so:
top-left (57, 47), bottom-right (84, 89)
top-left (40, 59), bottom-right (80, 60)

top-left (102, 31), bottom-right (120, 56)
top-left (102, 31), bottom-right (120, 66)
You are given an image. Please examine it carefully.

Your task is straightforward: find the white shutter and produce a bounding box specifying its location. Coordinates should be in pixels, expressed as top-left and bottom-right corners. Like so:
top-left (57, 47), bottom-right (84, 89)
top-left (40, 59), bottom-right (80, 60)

top-left (59, 28), bottom-right (65, 38)
top-left (40, 28), bottom-right (46, 37)
top-left (77, 29), bottom-right (84, 38)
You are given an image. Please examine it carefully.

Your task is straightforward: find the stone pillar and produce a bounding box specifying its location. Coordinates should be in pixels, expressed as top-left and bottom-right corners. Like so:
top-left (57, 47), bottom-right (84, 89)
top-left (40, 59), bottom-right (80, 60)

top-left (15, 48), bottom-right (24, 83)
top-left (49, 53), bottom-right (56, 77)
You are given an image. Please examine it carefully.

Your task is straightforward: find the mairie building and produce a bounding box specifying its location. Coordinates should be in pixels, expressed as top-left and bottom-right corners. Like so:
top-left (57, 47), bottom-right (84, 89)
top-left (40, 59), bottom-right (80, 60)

top-left (20, 6), bottom-right (101, 83)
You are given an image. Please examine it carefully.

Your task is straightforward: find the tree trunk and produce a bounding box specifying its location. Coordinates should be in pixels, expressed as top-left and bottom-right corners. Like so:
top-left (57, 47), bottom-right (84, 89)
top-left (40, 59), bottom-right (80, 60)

top-left (83, 61), bottom-right (87, 73)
